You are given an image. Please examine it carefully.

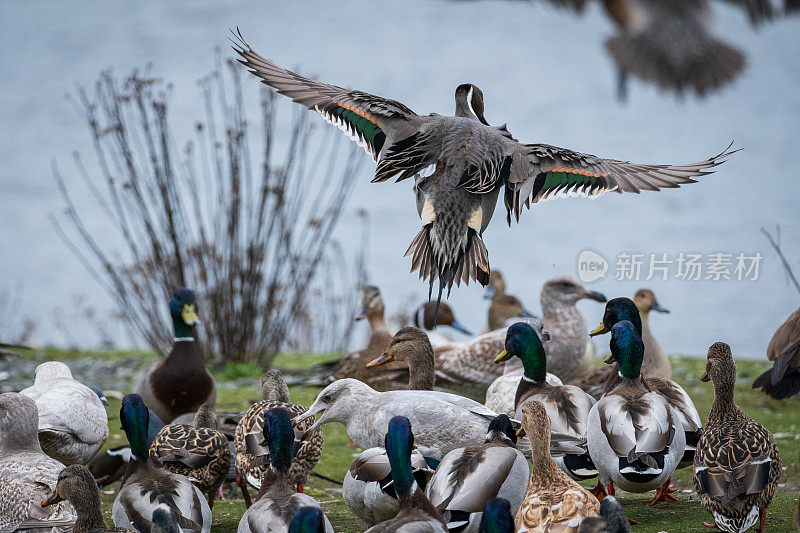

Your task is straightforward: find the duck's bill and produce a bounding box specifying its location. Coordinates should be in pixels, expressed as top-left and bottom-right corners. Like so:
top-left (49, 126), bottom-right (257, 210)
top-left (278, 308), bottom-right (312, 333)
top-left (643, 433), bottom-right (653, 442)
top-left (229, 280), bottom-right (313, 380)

top-left (520, 308), bottom-right (537, 319)
top-left (181, 304), bottom-right (199, 326)
top-left (354, 312), bottom-right (366, 321)
top-left (366, 352), bottom-right (394, 367)
top-left (603, 353), bottom-right (616, 364)
top-left (584, 290), bottom-right (607, 303)
top-left (41, 491), bottom-right (63, 507)
top-left (494, 349), bottom-right (512, 364)
top-left (516, 426), bottom-right (526, 438)
top-left (589, 321), bottom-right (609, 337)
top-left (294, 406), bottom-right (328, 435)
top-left (651, 301), bottom-right (670, 313)
top-left (448, 320), bottom-right (472, 336)
top-left (700, 372), bottom-right (710, 382)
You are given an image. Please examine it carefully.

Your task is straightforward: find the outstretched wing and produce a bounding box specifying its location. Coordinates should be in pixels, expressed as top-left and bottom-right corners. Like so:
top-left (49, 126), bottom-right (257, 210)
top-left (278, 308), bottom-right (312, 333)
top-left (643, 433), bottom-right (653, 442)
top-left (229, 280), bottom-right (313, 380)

top-left (231, 30), bottom-right (420, 162)
top-left (502, 142), bottom-right (737, 223)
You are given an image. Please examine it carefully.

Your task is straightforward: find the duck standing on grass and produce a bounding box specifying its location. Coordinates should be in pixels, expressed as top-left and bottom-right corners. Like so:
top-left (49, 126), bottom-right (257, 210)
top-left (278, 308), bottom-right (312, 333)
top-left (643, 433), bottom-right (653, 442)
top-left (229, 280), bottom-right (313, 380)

top-left (694, 342), bottom-right (781, 533)
top-left (0, 392), bottom-right (76, 533)
top-left (494, 322), bottom-right (597, 480)
top-left (235, 370), bottom-right (323, 507)
top-left (237, 408), bottom-right (334, 533)
top-left (137, 288), bottom-right (215, 424)
top-left (234, 33), bottom-right (733, 312)
top-left (426, 415), bottom-right (529, 532)
top-left (112, 394), bottom-right (211, 533)
top-left (586, 321), bottom-right (685, 506)
top-left (515, 401), bottom-right (600, 532)
top-left (364, 416), bottom-right (447, 532)
top-left (41, 465), bottom-right (134, 533)
top-left (587, 297), bottom-right (701, 476)
top-left (150, 401), bottom-right (231, 509)
top-left (19, 361), bottom-right (109, 466)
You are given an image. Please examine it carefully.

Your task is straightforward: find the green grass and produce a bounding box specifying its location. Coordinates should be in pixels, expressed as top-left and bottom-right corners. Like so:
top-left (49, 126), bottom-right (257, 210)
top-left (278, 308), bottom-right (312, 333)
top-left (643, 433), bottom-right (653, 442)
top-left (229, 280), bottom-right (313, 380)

top-left (81, 352), bottom-right (800, 531)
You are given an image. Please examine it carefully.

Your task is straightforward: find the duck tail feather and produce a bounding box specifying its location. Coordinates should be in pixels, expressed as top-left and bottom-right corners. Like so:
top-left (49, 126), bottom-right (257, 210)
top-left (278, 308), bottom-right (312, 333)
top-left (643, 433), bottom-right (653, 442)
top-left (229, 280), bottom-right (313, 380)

top-left (604, 26), bottom-right (745, 96)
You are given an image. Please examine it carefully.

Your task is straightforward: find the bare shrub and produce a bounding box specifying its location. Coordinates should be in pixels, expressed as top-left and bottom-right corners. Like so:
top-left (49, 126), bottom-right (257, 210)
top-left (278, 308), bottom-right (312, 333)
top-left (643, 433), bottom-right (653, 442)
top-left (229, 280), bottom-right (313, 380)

top-left (50, 58), bottom-right (364, 366)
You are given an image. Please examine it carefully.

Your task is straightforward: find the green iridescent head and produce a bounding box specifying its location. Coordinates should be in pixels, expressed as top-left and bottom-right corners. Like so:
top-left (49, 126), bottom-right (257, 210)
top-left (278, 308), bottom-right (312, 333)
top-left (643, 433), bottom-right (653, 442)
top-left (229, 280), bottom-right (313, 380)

top-left (120, 394), bottom-right (151, 460)
top-left (479, 498), bottom-right (514, 533)
top-left (605, 320), bottom-right (645, 379)
top-left (169, 288), bottom-right (199, 338)
top-left (590, 297), bottom-right (642, 338)
top-left (385, 416), bottom-right (416, 497)
top-left (494, 322), bottom-right (547, 382)
top-left (262, 407), bottom-right (294, 472)
top-left (288, 506), bottom-right (326, 533)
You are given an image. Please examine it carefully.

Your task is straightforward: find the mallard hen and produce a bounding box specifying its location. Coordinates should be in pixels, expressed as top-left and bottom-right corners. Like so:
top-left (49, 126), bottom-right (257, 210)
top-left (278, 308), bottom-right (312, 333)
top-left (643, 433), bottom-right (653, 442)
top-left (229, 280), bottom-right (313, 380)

top-left (516, 401), bottom-right (600, 531)
top-left (694, 342), bottom-right (782, 533)
top-left (150, 401), bottom-right (231, 509)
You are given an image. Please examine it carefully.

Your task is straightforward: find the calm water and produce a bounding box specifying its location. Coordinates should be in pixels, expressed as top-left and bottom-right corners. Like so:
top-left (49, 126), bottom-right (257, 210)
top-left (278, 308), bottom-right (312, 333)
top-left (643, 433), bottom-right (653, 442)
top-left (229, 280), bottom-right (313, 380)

top-left (1, 0), bottom-right (799, 357)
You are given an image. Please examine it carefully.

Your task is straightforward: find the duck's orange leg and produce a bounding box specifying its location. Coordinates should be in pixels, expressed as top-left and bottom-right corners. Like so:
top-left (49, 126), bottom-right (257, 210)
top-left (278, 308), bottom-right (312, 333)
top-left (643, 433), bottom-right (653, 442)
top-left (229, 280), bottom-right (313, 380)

top-left (649, 478), bottom-right (678, 505)
top-left (590, 481), bottom-right (607, 501)
top-left (236, 475), bottom-right (252, 508)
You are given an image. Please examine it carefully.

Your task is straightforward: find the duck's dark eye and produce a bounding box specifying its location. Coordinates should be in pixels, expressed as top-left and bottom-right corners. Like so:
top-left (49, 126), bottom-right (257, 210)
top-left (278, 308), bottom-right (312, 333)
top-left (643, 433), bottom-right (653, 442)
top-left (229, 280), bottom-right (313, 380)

top-left (321, 394), bottom-right (332, 403)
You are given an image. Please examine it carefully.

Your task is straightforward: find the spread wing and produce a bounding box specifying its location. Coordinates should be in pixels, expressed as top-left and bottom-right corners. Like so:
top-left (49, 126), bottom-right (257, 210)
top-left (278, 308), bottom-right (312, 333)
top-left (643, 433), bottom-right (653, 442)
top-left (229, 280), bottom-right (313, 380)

top-left (231, 30), bottom-right (420, 162)
top-left (500, 142), bottom-right (737, 224)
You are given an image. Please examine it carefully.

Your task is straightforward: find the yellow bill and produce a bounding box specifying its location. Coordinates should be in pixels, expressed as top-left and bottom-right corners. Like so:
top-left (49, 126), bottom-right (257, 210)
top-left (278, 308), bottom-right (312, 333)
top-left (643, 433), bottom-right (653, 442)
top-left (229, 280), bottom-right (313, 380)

top-left (494, 349), bottom-right (511, 364)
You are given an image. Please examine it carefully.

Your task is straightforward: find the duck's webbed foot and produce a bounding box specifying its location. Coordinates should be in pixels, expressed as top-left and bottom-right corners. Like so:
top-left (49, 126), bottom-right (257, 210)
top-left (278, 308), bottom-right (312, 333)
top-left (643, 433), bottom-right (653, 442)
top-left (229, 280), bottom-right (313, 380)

top-left (649, 478), bottom-right (678, 505)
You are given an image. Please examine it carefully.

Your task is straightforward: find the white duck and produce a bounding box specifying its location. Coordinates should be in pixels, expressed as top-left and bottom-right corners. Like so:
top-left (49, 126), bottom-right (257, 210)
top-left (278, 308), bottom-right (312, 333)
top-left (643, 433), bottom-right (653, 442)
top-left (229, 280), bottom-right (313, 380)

top-left (297, 378), bottom-right (499, 459)
top-left (586, 321), bottom-right (685, 504)
top-left (0, 392), bottom-right (77, 533)
top-left (20, 362), bottom-right (108, 466)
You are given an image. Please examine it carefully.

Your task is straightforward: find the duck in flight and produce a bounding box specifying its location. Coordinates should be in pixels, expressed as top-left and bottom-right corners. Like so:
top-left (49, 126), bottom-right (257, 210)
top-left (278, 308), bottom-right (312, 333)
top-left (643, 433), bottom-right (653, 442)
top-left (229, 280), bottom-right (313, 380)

top-left (232, 31), bottom-right (735, 309)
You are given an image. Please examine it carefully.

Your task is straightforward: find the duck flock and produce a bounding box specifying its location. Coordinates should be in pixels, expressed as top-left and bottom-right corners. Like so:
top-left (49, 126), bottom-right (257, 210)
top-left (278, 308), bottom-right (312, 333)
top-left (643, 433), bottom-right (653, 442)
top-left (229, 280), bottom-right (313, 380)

top-left (2, 31), bottom-right (800, 533)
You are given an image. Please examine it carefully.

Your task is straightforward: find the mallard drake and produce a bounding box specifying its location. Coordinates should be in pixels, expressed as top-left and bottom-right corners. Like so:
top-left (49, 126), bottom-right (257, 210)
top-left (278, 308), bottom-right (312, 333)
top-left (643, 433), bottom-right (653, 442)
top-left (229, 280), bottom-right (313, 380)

top-left (516, 401), bottom-right (600, 531)
top-left (331, 285), bottom-right (406, 383)
top-left (342, 446), bottom-right (434, 525)
top-left (289, 507), bottom-right (330, 533)
top-left (426, 415), bottom-right (529, 532)
top-left (478, 498), bottom-right (515, 533)
top-left (573, 290), bottom-right (671, 398)
top-left (434, 318), bottom-right (549, 385)
top-left (694, 342), bottom-right (782, 533)
top-left (41, 465), bottom-right (134, 533)
top-left (483, 270), bottom-right (535, 333)
top-left (237, 408), bottom-right (334, 533)
top-left (296, 378), bottom-right (499, 459)
top-left (19, 362), bottom-right (108, 466)
top-left (587, 297), bottom-right (701, 471)
top-left (112, 394), bottom-right (211, 533)
top-left (539, 276), bottom-right (606, 382)
top-left (495, 322), bottom-right (597, 481)
top-left (576, 496), bottom-right (630, 533)
top-left (364, 416), bottom-right (447, 532)
top-left (484, 366), bottom-right (561, 420)
top-left (89, 408), bottom-right (165, 488)
top-left (413, 301), bottom-right (472, 348)
top-left (753, 305), bottom-right (800, 399)
top-left (586, 321), bottom-right (686, 505)
top-left (0, 392), bottom-right (76, 533)
top-left (234, 34), bottom-right (733, 310)
top-left (150, 401), bottom-right (231, 509)
top-left (136, 288), bottom-right (215, 423)
top-left (235, 370), bottom-right (323, 507)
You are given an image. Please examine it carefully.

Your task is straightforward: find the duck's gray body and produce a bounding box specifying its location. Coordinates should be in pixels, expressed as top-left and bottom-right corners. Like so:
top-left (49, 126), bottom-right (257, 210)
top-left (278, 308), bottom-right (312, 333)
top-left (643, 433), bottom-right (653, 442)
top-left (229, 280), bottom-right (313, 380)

top-left (237, 491), bottom-right (333, 533)
top-left (234, 32), bottom-right (733, 302)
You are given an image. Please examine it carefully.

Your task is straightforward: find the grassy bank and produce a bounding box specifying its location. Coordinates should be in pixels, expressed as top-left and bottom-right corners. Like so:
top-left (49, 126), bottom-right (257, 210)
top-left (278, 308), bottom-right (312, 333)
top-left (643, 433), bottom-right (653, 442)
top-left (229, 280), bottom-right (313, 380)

top-left (22, 349), bottom-right (800, 532)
